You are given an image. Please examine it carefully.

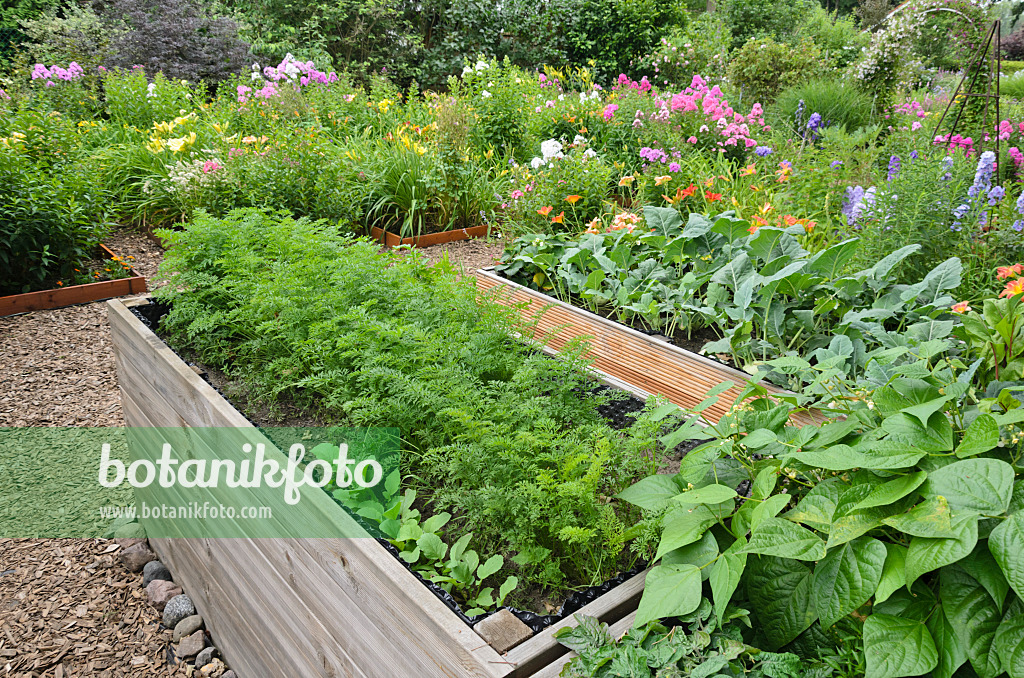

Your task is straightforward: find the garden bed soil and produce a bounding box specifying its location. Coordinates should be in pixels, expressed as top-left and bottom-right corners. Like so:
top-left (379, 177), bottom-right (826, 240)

top-left (0, 244), bottom-right (147, 317)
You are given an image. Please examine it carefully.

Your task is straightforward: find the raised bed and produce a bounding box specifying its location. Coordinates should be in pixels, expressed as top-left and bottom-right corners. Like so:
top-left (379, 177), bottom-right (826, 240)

top-left (0, 244), bottom-right (147, 317)
top-left (371, 224), bottom-right (491, 248)
top-left (473, 267), bottom-right (819, 426)
top-left (107, 296), bottom-right (645, 678)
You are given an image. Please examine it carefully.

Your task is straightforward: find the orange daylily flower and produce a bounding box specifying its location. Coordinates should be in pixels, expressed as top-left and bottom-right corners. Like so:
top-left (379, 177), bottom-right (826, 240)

top-left (565, 195), bottom-right (582, 204)
top-left (997, 264), bottom-right (1024, 279)
top-left (705, 191), bottom-right (722, 202)
top-left (804, 221), bottom-right (816, 233)
top-left (739, 164), bottom-right (757, 176)
top-left (538, 206), bottom-right (553, 216)
top-left (951, 301), bottom-right (971, 313)
top-left (680, 184), bottom-right (697, 199)
top-left (783, 215), bottom-right (799, 226)
top-left (618, 176), bottom-right (636, 186)
top-left (654, 175), bottom-right (672, 186)
top-left (551, 211), bottom-right (566, 224)
top-left (1001, 278), bottom-right (1024, 298)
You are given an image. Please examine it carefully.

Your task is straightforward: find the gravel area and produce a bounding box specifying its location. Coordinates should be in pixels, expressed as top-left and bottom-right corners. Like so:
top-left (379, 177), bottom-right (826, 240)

top-left (0, 229), bottom-right (504, 677)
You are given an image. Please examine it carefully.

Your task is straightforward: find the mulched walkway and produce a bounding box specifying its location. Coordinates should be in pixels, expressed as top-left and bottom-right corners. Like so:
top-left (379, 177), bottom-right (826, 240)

top-left (0, 225), bottom-right (504, 678)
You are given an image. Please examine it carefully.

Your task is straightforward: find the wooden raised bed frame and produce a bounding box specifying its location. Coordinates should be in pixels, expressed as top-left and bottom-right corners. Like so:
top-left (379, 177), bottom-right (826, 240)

top-left (0, 244), bottom-right (147, 317)
top-left (371, 224), bottom-right (491, 248)
top-left (107, 296), bottom-right (643, 678)
top-left (473, 267), bottom-right (819, 426)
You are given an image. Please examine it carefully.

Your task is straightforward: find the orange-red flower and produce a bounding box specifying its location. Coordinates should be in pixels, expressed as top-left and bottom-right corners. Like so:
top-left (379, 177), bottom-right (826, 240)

top-left (997, 264), bottom-right (1024, 279)
top-left (551, 211), bottom-right (565, 224)
top-left (680, 183), bottom-right (697, 199)
top-left (705, 191), bottom-right (722, 202)
top-left (739, 164), bottom-right (757, 177)
top-left (951, 301), bottom-right (971, 313)
top-left (537, 206), bottom-right (553, 216)
top-left (564, 195), bottom-right (582, 204)
top-left (783, 215), bottom-right (798, 226)
top-left (1001, 278), bottom-right (1024, 298)
top-left (804, 221), bottom-right (816, 233)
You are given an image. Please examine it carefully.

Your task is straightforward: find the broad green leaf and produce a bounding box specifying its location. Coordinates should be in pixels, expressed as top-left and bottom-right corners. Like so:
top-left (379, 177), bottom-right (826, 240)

top-left (674, 484), bottom-right (738, 506)
top-left (875, 543), bottom-right (908, 605)
top-left (744, 429), bottom-right (778, 449)
top-left (956, 414), bottom-right (1000, 458)
top-left (751, 466), bottom-right (779, 500)
top-left (995, 609), bottom-right (1024, 678)
top-left (743, 518), bottom-right (826, 561)
top-left (926, 606), bottom-right (968, 678)
top-left (751, 494), bottom-right (792, 531)
top-left (477, 554), bottom-right (503, 580)
top-left (883, 496), bottom-right (956, 538)
top-left (791, 443), bottom-right (925, 471)
top-left (662, 530), bottom-right (718, 579)
top-left (918, 257), bottom-right (963, 304)
top-left (942, 565), bottom-right (1004, 678)
top-left (417, 532), bottom-right (448, 561)
top-left (449, 533), bottom-right (472, 562)
top-left (863, 614), bottom-right (938, 678)
top-left (882, 412), bottom-right (954, 452)
top-left (676, 441), bottom-right (725, 486)
top-left (616, 475), bottom-right (681, 511)
top-left (643, 205), bottom-right (684, 235)
top-left (633, 564), bottom-right (702, 627)
top-left (786, 478), bottom-right (842, 530)
top-left (813, 537), bottom-right (887, 627)
top-left (710, 537), bottom-right (747, 626)
top-left (906, 513), bottom-right (979, 587)
top-left (855, 472), bottom-right (928, 511)
top-left (807, 239), bottom-right (860, 279)
top-left (961, 546), bottom-right (1010, 613)
top-left (746, 556), bottom-right (818, 649)
top-left (990, 511), bottom-right (1024, 600)
top-left (924, 459), bottom-right (1015, 514)
top-left (656, 505), bottom-right (716, 560)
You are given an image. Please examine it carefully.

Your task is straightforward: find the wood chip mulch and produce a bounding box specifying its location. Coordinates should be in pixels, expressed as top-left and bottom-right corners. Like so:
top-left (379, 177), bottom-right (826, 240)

top-left (0, 228), bottom-right (503, 678)
top-left (0, 539), bottom-right (185, 677)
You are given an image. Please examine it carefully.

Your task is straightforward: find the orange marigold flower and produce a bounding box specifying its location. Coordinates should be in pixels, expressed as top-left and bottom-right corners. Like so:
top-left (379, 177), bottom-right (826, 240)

top-left (551, 211), bottom-right (565, 224)
top-left (951, 301), bottom-right (971, 313)
top-left (537, 206), bottom-right (553, 216)
top-left (705, 191), bottom-right (722, 202)
top-left (564, 195), bottom-right (582, 204)
top-left (1001, 278), bottom-right (1024, 298)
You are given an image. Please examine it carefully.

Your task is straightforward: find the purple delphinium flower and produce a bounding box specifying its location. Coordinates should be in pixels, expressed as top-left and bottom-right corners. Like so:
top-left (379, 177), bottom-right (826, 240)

top-left (910, 150), bottom-right (919, 160)
top-left (842, 185), bottom-right (876, 227)
top-left (794, 99), bottom-right (805, 130)
top-left (941, 155), bottom-right (954, 181)
top-left (830, 160), bottom-right (843, 169)
top-left (887, 155), bottom-right (901, 181)
top-left (988, 186), bottom-right (1005, 206)
top-left (1014, 192), bottom-right (1024, 231)
top-left (755, 146), bottom-right (772, 157)
top-left (967, 151), bottom-right (996, 198)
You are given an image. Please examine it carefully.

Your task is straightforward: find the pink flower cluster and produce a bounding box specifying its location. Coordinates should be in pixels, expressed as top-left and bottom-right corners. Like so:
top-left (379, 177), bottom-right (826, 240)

top-left (934, 133), bottom-right (975, 157)
top-left (31, 62), bottom-right (84, 87)
top-left (603, 104), bottom-right (618, 121)
top-left (238, 81), bottom-right (279, 103)
top-left (664, 75), bottom-right (766, 148)
top-left (0, 89), bottom-right (8, 100)
top-left (202, 160), bottom-right (221, 174)
top-left (262, 55), bottom-right (338, 86)
top-left (614, 74), bottom-right (652, 93)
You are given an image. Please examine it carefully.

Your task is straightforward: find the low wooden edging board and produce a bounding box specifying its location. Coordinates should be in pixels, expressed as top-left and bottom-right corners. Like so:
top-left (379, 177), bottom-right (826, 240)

top-left (0, 245), bottom-right (147, 316)
top-left (371, 224), bottom-right (491, 248)
top-left (474, 268), bottom-right (818, 426)
top-left (107, 296), bottom-right (644, 678)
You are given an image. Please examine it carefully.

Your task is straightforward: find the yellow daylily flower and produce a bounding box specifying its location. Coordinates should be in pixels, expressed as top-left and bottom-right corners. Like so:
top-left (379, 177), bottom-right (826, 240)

top-left (145, 138), bottom-right (165, 153)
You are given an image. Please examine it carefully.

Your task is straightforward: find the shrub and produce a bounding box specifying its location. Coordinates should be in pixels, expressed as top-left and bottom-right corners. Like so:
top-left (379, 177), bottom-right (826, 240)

top-left (16, 2), bottom-right (116, 75)
top-left (633, 14), bottom-right (731, 89)
top-left (562, 0), bottom-right (687, 84)
top-left (728, 36), bottom-right (829, 103)
top-left (1003, 70), bottom-right (1024, 100)
top-left (0, 129), bottom-right (103, 294)
top-left (101, 0), bottom-right (251, 84)
top-left (796, 4), bottom-right (870, 68)
top-left (721, 0), bottom-right (813, 49)
top-left (1006, 28), bottom-right (1024, 61)
top-left (775, 78), bottom-right (876, 134)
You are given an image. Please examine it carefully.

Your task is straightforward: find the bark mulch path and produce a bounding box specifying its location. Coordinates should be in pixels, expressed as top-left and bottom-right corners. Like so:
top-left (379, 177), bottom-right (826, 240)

top-left (0, 229), bottom-right (505, 677)
top-left (0, 539), bottom-right (184, 678)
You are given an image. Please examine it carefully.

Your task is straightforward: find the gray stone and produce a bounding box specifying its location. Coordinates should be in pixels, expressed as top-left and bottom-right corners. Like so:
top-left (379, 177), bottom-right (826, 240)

top-left (195, 646), bottom-right (217, 668)
top-left (142, 560), bottom-right (172, 587)
top-left (113, 522), bottom-right (146, 539)
top-left (113, 537), bottom-right (147, 549)
top-left (176, 630), bottom-right (206, 659)
top-left (146, 579), bottom-right (182, 611)
top-left (172, 614), bottom-right (204, 642)
top-left (119, 542), bottom-right (156, 572)
top-left (222, 671), bottom-right (236, 678)
top-left (200, 658), bottom-right (227, 677)
top-left (162, 594), bottom-right (196, 628)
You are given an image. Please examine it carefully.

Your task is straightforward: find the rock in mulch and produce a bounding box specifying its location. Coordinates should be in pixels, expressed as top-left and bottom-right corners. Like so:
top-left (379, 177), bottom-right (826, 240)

top-left (200, 657), bottom-right (228, 676)
top-left (222, 671), bottom-right (236, 678)
top-left (144, 559), bottom-right (173, 587)
top-left (162, 594), bottom-right (196, 628)
top-left (195, 645), bottom-right (217, 667)
top-left (146, 579), bottom-right (182, 611)
top-left (176, 630), bottom-right (206, 659)
top-left (172, 614), bottom-right (204, 642)
top-left (120, 542), bottom-right (157, 572)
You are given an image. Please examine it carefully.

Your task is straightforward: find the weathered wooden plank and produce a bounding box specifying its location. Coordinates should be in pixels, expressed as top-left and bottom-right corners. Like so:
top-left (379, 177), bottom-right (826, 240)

top-left (474, 269), bottom-right (820, 426)
top-left (506, 571), bottom-right (646, 677)
top-left (108, 298), bottom-right (513, 678)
